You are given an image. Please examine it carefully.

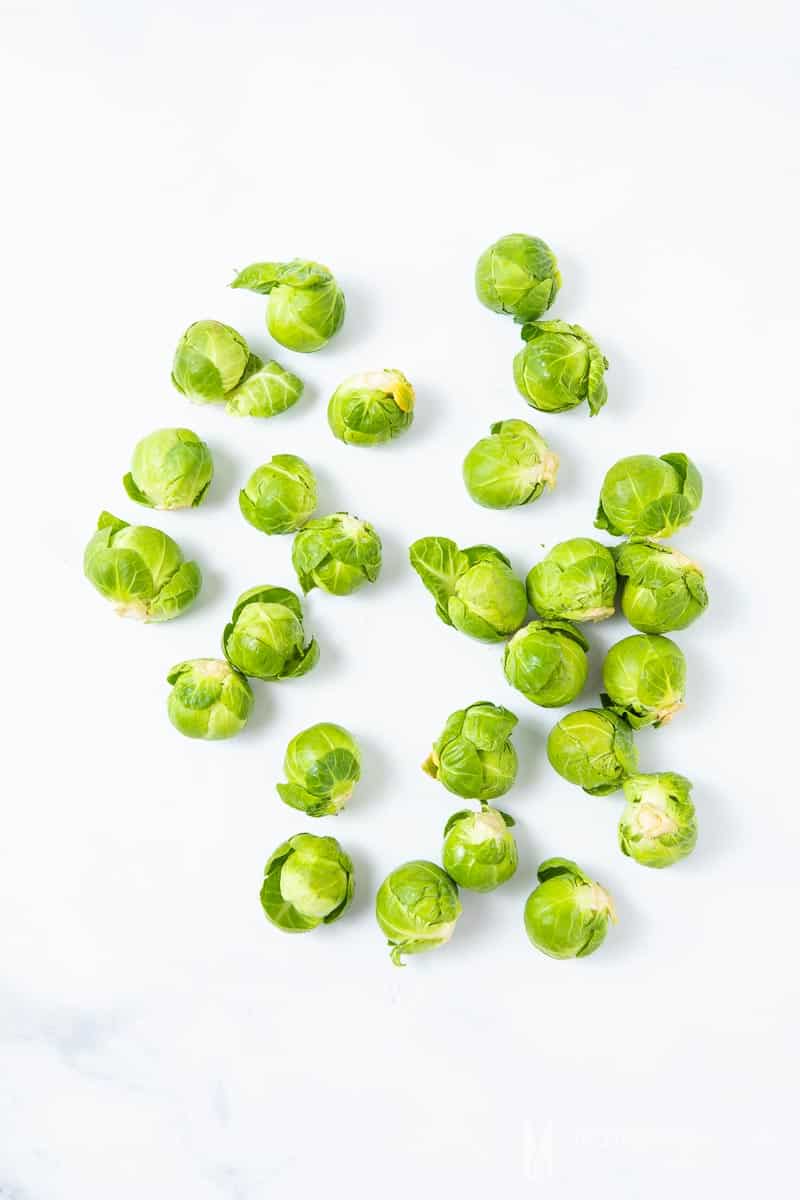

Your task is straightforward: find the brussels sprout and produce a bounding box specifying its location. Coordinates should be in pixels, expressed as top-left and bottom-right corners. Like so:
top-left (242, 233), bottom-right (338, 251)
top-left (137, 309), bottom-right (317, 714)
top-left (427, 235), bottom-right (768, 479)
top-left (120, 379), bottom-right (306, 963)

top-left (222, 585), bottom-right (318, 680)
top-left (602, 634), bottom-right (686, 729)
top-left (277, 723), bottom-right (361, 817)
top-left (595, 452), bottom-right (702, 538)
top-left (239, 455), bottom-right (317, 536)
top-left (292, 513), bottom-right (382, 596)
top-left (422, 701), bottom-right (518, 801)
top-left (475, 233), bottom-right (561, 322)
top-left (260, 833), bottom-right (355, 932)
top-left (375, 861), bottom-right (462, 966)
top-left (619, 773), bottom-right (697, 868)
top-left (513, 321), bottom-right (608, 416)
top-left (123, 428), bottom-right (213, 510)
top-left (615, 538), bottom-right (708, 633)
top-left (524, 858), bottom-right (616, 959)
top-left (442, 806), bottom-right (518, 892)
top-left (166, 659), bottom-right (253, 740)
top-left (84, 511), bottom-right (201, 621)
top-left (503, 620), bottom-right (589, 708)
top-left (409, 537), bottom-right (527, 642)
top-left (526, 538), bottom-right (617, 622)
top-left (171, 320), bottom-right (249, 404)
top-left (328, 370), bottom-right (415, 446)
top-left (231, 259), bottom-right (345, 353)
top-left (462, 419), bottom-right (559, 509)
top-left (225, 355), bottom-right (304, 418)
top-left (547, 708), bottom-right (638, 795)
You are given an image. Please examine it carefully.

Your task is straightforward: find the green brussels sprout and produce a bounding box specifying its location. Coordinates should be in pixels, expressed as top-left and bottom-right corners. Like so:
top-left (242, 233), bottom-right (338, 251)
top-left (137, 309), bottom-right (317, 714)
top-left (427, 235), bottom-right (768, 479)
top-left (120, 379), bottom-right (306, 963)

top-left (442, 806), bottom-right (518, 892)
top-left (171, 320), bottom-right (250, 403)
top-left (260, 833), bottom-right (354, 932)
top-left (462, 419), bottom-right (559, 509)
top-left (526, 538), bottom-right (617, 623)
top-left (524, 858), bottom-right (616, 959)
top-left (231, 259), bottom-right (345, 352)
top-left (83, 511), bottom-right (201, 621)
top-left (619, 773), bottom-right (697, 868)
top-left (225, 355), bottom-right (304, 418)
top-left (595, 452), bottom-right (702, 538)
top-left (328, 369), bottom-right (415, 446)
top-left (292, 513), bottom-right (382, 596)
top-left (602, 634), bottom-right (686, 729)
top-left (513, 321), bottom-right (608, 416)
top-left (166, 659), bottom-right (253, 740)
top-left (422, 701), bottom-right (518, 801)
top-left (239, 455), bottom-right (317, 536)
top-left (615, 538), bottom-right (708, 633)
top-left (222, 585), bottom-right (318, 680)
top-left (547, 708), bottom-right (638, 795)
top-left (409, 537), bottom-right (527, 642)
top-left (123, 428), bottom-right (213, 510)
top-left (475, 233), bottom-right (561, 322)
top-left (277, 722), bottom-right (361, 817)
top-left (503, 620), bottom-right (589, 708)
top-left (375, 861), bottom-right (462, 966)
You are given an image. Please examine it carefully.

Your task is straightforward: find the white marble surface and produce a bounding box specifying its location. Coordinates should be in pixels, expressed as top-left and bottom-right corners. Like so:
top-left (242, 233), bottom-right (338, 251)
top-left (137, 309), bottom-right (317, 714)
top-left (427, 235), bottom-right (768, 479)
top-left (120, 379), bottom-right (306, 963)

top-left (2, 2), bottom-right (798, 1196)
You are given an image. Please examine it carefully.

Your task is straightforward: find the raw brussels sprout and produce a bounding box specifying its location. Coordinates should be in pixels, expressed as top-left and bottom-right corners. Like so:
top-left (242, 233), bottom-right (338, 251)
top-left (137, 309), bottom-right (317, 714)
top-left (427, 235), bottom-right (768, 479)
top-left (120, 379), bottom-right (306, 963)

top-left (239, 455), bottom-right (317, 536)
top-left (292, 513), bottom-right (382, 596)
top-left (123, 428), bottom-right (213, 510)
top-left (619, 773), bottom-right (697, 868)
top-left (409, 537), bottom-right (527, 642)
top-left (513, 321), bottom-right (608, 416)
top-left (222, 585), bottom-right (318, 680)
top-left (225, 355), bottom-right (304, 418)
top-left (171, 320), bottom-right (249, 403)
top-left (526, 538), bottom-right (617, 622)
top-left (442, 806), bottom-right (518, 892)
top-left (375, 861), bottom-right (462, 966)
top-left (615, 538), bottom-right (708, 633)
top-left (524, 858), bottom-right (616, 959)
top-left (422, 701), bottom-right (518, 801)
top-left (475, 233), bottom-right (560, 322)
top-left (602, 634), bottom-right (686, 729)
top-left (547, 708), bottom-right (638, 795)
top-left (260, 833), bottom-right (354, 932)
top-left (595, 452), bottom-right (702, 538)
top-left (83, 511), bottom-right (201, 621)
top-left (328, 369), bottom-right (415, 446)
top-left (503, 620), bottom-right (589, 708)
top-left (231, 259), bottom-right (345, 352)
top-left (166, 659), bottom-right (253, 740)
top-left (277, 723), bottom-right (361, 817)
top-left (462, 419), bottom-right (559, 509)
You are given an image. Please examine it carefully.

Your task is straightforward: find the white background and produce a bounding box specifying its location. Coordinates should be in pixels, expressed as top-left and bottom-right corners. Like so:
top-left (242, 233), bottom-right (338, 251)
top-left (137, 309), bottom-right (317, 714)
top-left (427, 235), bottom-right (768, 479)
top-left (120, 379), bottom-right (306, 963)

top-left (2, 1), bottom-right (799, 1196)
